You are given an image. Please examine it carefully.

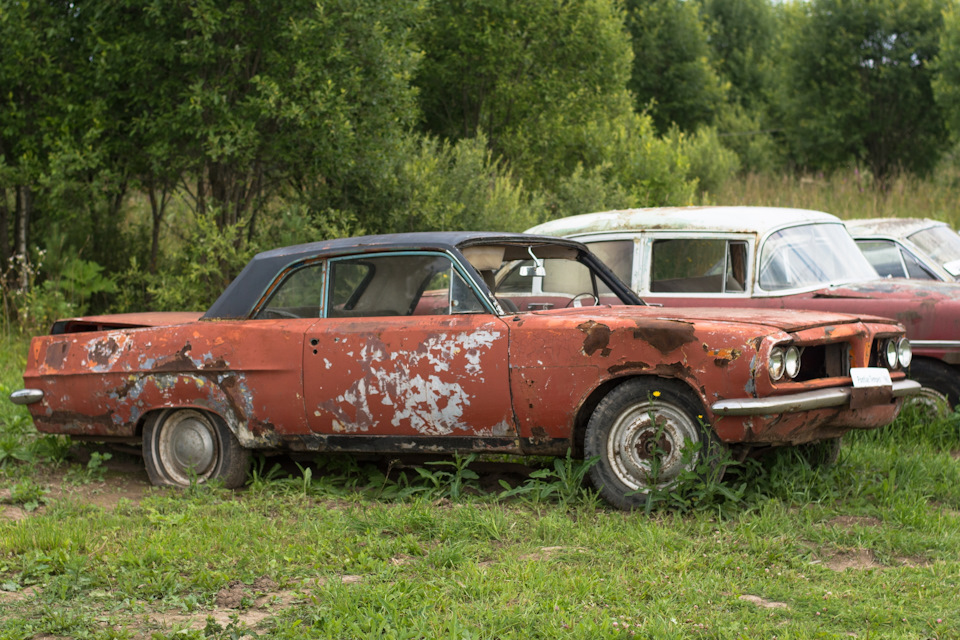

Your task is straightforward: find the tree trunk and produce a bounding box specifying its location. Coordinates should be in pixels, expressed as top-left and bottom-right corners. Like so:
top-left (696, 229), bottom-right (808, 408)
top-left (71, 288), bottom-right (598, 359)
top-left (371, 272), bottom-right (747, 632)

top-left (0, 187), bottom-right (10, 269)
top-left (17, 186), bottom-right (30, 291)
top-left (147, 185), bottom-right (169, 275)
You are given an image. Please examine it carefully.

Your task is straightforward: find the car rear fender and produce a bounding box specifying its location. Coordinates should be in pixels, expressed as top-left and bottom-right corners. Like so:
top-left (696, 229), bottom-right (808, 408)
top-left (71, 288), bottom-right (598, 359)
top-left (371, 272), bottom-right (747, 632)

top-left (120, 373), bottom-right (278, 449)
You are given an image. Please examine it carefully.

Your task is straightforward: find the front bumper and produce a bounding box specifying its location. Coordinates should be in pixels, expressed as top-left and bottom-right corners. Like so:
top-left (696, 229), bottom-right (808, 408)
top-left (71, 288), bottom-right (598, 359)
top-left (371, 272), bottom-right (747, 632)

top-left (711, 379), bottom-right (920, 416)
top-left (9, 389), bottom-right (44, 405)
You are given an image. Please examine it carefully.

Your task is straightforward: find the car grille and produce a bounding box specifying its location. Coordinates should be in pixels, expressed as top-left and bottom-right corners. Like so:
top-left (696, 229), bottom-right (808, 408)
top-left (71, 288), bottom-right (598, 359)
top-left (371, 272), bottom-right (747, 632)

top-left (793, 343), bottom-right (850, 381)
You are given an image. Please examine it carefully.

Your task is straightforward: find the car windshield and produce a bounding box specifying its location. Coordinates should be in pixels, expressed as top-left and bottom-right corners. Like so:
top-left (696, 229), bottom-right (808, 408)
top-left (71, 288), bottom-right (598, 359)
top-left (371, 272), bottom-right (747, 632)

top-left (758, 223), bottom-right (878, 291)
top-left (908, 226), bottom-right (960, 277)
top-left (468, 242), bottom-right (631, 313)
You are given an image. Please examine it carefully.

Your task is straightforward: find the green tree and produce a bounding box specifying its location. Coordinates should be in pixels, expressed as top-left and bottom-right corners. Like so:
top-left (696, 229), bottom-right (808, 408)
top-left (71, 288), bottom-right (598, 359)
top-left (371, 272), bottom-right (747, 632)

top-left (414, 0), bottom-right (640, 191)
top-left (933, 4), bottom-right (960, 139)
top-left (623, 0), bottom-right (728, 134)
top-left (0, 2), bottom-right (75, 283)
top-left (700, 0), bottom-right (778, 113)
top-left (780, 0), bottom-right (949, 183)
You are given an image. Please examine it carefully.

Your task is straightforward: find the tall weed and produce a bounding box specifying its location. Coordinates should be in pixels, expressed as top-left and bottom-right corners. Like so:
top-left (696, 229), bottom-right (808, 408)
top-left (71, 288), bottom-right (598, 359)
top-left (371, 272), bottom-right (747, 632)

top-left (708, 163), bottom-right (960, 224)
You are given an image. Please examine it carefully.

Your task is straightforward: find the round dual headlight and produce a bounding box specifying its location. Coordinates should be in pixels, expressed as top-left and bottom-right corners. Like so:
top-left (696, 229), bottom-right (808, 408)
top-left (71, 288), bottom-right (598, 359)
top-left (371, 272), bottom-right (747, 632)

top-left (784, 346), bottom-right (801, 379)
top-left (897, 337), bottom-right (912, 368)
top-left (769, 347), bottom-right (785, 381)
top-left (882, 338), bottom-right (913, 369)
top-left (769, 345), bottom-right (802, 381)
top-left (884, 339), bottom-right (898, 369)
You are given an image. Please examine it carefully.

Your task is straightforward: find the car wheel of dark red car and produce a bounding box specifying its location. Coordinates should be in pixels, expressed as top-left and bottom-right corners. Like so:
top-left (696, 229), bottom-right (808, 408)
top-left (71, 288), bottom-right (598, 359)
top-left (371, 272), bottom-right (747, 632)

top-left (908, 358), bottom-right (960, 417)
top-left (142, 409), bottom-right (250, 488)
top-left (585, 378), bottom-right (722, 509)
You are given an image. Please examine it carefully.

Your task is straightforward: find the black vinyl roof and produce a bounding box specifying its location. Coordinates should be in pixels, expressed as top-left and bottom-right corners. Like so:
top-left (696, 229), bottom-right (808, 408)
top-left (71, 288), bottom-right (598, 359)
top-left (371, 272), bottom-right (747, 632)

top-left (203, 231), bottom-right (590, 319)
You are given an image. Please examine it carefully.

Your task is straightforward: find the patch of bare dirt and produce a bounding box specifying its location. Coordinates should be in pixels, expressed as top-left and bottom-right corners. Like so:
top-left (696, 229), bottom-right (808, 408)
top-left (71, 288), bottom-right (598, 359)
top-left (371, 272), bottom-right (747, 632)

top-left (826, 515), bottom-right (882, 530)
top-left (150, 575), bottom-right (364, 632)
top-left (739, 594), bottom-right (789, 609)
top-left (0, 586), bottom-right (35, 603)
top-left (520, 546), bottom-right (588, 562)
top-left (1, 450), bottom-right (154, 519)
top-left (822, 549), bottom-right (883, 571)
top-left (0, 504), bottom-right (28, 522)
top-left (894, 555), bottom-right (930, 568)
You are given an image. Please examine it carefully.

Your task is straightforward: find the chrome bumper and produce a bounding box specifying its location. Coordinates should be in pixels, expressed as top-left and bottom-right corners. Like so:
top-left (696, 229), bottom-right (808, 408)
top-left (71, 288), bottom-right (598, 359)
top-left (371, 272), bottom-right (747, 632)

top-left (9, 389), bottom-right (44, 405)
top-left (711, 379), bottom-right (921, 416)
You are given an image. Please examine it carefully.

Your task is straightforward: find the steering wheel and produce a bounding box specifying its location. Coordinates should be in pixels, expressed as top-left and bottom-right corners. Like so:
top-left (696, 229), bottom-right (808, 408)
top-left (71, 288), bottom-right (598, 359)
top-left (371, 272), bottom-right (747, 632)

top-left (565, 292), bottom-right (599, 308)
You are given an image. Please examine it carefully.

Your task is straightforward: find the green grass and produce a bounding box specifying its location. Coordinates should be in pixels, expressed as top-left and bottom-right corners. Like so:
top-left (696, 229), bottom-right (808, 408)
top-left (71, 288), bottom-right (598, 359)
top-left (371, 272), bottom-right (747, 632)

top-left (2, 326), bottom-right (960, 638)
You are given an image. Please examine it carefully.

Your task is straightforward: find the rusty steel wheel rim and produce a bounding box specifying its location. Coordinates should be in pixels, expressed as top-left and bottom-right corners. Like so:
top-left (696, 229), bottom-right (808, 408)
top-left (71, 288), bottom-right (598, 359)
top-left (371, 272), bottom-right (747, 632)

top-left (910, 386), bottom-right (952, 420)
top-left (156, 410), bottom-right (221, 485)
top-left (606, 399), bottom-right (700, 492)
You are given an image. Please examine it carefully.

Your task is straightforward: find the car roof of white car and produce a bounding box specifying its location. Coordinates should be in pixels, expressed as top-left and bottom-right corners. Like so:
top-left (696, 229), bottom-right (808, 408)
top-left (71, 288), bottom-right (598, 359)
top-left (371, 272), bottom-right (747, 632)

top-left (844, 217), bottom-right (948, 240)
top-left (527, 206), bottom-right (842, 238)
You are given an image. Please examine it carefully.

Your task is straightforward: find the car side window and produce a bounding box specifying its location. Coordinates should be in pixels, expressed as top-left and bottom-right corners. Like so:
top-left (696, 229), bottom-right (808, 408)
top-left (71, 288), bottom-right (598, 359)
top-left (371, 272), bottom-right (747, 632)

top-left (255, 263), bottom-right (325, 319)
top-left (327, 253), bottom-right (486, 317)
top-left (902, 250), bottom-right (937, 280)
top-left (856, 241), bottom-right (907, 278)
top-left (584, 240), bottom-right (634, 286)
top-left (650, 239), bottom-right (747, 293)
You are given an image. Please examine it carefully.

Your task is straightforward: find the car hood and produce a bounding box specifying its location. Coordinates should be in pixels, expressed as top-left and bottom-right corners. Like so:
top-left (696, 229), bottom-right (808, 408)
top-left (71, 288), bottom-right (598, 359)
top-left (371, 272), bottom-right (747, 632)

top-left (810, 278), bottom-right (960, 300)
top-left (538, 305), bottom-right (871, 334)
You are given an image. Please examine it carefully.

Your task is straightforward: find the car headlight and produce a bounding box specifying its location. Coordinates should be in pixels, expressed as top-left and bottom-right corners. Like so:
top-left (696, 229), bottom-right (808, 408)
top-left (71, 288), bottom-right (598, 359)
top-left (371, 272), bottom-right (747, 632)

top-left (784, 346), bottom-right (801, 379)
top-left (769, 347), bottom-right (785, 381)
top-left (884, 339), bottom-right (898, 369)
top-left (897, 337), bottom-right (912, 368)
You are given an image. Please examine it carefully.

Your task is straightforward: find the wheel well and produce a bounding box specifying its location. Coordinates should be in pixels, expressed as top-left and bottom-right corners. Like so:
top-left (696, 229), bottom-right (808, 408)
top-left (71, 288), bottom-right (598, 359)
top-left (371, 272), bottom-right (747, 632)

top-left (572, 375), bottom-right (707, 458)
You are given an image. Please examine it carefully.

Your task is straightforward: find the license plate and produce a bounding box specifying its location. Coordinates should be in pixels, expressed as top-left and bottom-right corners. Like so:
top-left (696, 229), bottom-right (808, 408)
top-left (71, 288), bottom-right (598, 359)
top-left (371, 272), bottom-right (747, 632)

top-left (850, 367), bottom-right (892, 388)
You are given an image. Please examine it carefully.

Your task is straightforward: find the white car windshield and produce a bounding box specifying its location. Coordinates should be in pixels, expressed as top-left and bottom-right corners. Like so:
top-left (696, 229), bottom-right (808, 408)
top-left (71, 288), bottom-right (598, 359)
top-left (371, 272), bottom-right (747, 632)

top-left (759, 223), bottom-right (879, 291)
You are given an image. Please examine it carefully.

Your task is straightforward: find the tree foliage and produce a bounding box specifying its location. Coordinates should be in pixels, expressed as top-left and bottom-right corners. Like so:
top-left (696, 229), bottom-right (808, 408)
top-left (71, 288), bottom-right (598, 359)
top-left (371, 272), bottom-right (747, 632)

top-left (780, 0), bottom-right (950, 183)
top-left (934, 4), bottom-right (960, 137)
top-left (1, 0), bottom-right (958, 319)
top-left (414, 0), bottom-right (640, 190)
top-left (623, 0), bottom-right (728, 134)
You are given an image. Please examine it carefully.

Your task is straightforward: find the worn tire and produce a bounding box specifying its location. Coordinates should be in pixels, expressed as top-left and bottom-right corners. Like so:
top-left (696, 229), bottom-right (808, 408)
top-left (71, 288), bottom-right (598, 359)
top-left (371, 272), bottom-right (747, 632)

top-left (794, 437), bottom-right (841, 469)
top-left (142, 409), bottom-right (250, 488)
top-left (908, 358), bottom-right (960, 418)
top-left (584, 378), bottom-right (723, 510)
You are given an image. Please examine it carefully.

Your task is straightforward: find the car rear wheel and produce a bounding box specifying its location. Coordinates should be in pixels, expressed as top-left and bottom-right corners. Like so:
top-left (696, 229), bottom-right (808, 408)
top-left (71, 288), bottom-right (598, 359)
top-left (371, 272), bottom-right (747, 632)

top-left (908, 358), bottom-right (960, 418)
top-left (585, 378), bottom-right (722, 510)
top-left (143, 409), bottom-right (250, 488)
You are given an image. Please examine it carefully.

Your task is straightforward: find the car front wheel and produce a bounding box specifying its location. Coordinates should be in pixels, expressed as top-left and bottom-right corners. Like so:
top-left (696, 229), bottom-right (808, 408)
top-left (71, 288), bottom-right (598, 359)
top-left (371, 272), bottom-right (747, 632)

top-left (908, 358), bottom-right (960, 418)
top-left (585, 378), bottom-right (722, 510)
top-left (143, 409), bottom-right (250, 488)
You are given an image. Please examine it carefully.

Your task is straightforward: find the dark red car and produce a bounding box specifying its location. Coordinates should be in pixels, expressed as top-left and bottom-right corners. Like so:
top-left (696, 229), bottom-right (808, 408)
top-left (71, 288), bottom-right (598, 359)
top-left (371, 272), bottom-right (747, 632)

top-left (11, 232), bottom-right (915, 508)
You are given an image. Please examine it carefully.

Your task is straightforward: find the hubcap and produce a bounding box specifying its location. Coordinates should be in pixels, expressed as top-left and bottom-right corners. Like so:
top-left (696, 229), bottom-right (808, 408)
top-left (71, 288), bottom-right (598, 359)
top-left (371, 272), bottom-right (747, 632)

top-left (607, 400), bottom-right (700, 492)
top-left (157, 410), bottom-right (219, 485)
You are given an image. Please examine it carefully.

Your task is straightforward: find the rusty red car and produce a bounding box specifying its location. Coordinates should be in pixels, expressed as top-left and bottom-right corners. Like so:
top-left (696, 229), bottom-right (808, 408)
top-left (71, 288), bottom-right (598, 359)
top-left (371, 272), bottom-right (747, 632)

top-left (11, 232), bottom-right (916, 508)
top-left (528, 206), bottom-right (960, 412)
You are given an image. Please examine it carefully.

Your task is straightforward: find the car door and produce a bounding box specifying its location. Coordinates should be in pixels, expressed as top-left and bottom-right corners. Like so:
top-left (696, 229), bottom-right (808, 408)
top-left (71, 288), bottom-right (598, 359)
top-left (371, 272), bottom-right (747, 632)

top-left (302, 251), bottom-right (516, 440)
